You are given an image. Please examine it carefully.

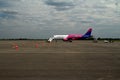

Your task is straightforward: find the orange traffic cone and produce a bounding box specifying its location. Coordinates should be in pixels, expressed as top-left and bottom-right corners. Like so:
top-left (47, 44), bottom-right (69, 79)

top-left (35, 43), bottom-right (39, 48)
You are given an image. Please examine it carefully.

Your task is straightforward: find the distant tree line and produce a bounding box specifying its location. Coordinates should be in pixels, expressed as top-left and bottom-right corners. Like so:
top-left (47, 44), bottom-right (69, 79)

top-left (0, 38), bottom-right (47, 41)
top-left (88, 35), bottom-right (120, 40)
top-left (97, 37), bottom-right (120, 40)
top-left (0, 37), bottom-right (120, 40)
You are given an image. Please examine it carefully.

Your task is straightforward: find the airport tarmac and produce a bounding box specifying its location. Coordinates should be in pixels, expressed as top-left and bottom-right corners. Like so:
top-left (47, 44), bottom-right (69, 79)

top-left (0, 40), bottom-right (120, 80)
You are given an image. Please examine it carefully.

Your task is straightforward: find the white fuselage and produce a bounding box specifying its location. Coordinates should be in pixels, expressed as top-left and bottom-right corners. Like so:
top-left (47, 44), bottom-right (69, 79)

top-left (53, 35), bottom-right (68, 39)
top-left (48, 35), bottom-right (68, 42)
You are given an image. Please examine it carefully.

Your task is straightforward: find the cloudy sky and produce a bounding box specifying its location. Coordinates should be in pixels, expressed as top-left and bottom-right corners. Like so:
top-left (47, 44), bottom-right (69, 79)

top-left (0, 0), bottom-right (120, 39)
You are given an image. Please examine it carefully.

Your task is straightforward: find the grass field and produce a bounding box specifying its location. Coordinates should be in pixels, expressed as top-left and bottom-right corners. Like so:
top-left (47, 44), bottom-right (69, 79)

top-left (0, 40), bottom-right (120, 80)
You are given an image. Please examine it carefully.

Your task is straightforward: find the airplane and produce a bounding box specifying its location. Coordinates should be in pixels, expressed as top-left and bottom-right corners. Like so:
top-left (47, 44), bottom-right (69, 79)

top-left (48, 28), bottom-right (92, 42)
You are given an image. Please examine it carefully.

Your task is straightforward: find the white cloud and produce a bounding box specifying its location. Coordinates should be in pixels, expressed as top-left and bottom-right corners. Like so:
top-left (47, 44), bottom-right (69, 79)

top-left (44, 0), bottom-right (75, 11)
top-left (0, 0), bottom-right (120, 38)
